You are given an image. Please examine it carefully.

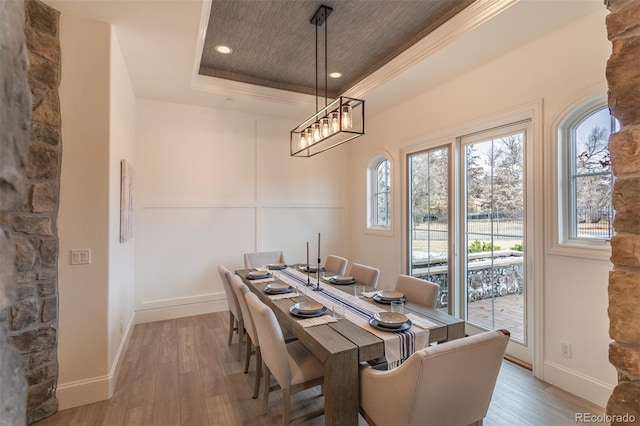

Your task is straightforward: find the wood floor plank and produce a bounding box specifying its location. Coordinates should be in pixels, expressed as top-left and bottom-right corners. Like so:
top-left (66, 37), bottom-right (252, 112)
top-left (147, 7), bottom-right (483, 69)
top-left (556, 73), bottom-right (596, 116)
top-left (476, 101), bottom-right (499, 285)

top-left (178, 325), bottom-right (200, 374)
top-left (179, 371), bottom-right (210, 426)
top-left (127, 321), bottom-right (162, 408)
top-left (158, 319), bottom-right (178, 365)
top-left (193, 315), bottom-right (227, 398)
top-left (152, 358), bottom-right (181, 426)
top-left (205, 394), bottom-right (240, 426)
top-left (123, 404), bottom-right (154, 426)
top-left (66, 401), bottom-right (104, 426)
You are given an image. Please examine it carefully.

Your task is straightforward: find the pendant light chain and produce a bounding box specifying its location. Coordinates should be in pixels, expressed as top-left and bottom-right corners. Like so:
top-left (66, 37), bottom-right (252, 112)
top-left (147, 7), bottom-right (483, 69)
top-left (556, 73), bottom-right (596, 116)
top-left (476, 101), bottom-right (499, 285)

top-left (325, 14), bottom-right (328, 109)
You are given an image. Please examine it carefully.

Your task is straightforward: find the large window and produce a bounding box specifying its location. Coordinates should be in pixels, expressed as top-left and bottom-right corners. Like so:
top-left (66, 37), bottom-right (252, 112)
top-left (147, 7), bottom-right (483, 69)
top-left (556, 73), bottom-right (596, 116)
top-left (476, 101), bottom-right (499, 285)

top-left (563, 104), bottom-right (617, 241)
top-left (370, 158), bottom-right (391, 228)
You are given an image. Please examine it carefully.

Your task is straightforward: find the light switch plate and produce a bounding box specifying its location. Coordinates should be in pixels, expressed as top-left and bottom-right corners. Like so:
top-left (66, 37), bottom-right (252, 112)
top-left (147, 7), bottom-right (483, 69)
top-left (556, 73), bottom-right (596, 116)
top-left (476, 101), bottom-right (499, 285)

top-left (71, 249), bottom-right (91, 265)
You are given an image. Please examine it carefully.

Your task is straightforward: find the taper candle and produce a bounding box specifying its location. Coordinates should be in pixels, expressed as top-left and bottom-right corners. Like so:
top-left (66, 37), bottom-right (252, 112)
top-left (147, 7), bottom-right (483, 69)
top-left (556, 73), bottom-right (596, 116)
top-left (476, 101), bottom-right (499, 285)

top-left (318, 233), bottom-right (321, 261)
top-left (306, 242), bottom-right (309, 267)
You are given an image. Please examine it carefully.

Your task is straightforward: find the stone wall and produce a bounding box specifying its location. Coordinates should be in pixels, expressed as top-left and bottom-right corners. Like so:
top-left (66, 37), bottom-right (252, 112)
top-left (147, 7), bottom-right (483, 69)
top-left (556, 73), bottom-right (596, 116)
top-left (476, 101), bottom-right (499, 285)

top-left (0, 0), bottom-right (32, 424)
top-left (0, 0), bottom-right (61, 423)
top-left (606, 0), bottom-right (640, 423)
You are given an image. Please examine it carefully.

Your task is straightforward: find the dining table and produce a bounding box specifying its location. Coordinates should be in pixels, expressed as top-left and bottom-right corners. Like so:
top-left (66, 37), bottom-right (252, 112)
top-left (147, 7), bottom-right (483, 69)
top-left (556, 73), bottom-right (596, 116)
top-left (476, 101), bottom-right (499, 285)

top-left (236, 266), bottom-right (465, 426)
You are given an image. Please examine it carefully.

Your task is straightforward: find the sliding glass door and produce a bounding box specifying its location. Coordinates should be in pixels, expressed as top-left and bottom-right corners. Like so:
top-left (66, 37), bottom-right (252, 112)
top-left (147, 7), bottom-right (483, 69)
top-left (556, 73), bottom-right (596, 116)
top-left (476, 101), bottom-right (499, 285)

top-left (407, 120), bottom-right (532, 363)
top-left (408, 146), bottom-right (450, 312)
top-left (461, 127), bottom-right (526, 344)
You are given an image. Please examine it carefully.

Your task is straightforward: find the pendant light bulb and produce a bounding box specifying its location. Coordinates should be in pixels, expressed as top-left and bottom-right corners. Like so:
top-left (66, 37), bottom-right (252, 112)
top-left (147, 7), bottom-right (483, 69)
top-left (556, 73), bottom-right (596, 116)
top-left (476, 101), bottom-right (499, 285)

top-left (313, 123), bottom-right (321, 141)
top-left (321, 117), bottom-right (330, 137)
top-left (300, 132), bottom-right (307, 149)
top-left (306, 128), bottom-right (314, 146)
top-left (341, 104), bottom-right (352, 129)
top-left (330, 112), bottom-right (340, 133)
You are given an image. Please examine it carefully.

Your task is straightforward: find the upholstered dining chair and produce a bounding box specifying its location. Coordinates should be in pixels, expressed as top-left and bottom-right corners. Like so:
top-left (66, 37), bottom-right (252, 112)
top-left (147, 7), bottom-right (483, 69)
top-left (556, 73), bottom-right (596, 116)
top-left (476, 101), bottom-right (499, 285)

top-left (359, 329), bottom-right (510, 426)
top-left (230, 275), bottom-right (263, 398)
top-left (349, 263), bottom-right (380, 288)
top-left (244, 251), bottom-right (286, 269)
top-left (245, 292), bottom-right (325, 425)
top-left (394, 274), bottom-right (440, 308)
top-left (217, 265), bottom-right (243, 359)
top-left (230, 275), bottom-right (297, 399)
top-left (324, 254), bottom-right (348, 276)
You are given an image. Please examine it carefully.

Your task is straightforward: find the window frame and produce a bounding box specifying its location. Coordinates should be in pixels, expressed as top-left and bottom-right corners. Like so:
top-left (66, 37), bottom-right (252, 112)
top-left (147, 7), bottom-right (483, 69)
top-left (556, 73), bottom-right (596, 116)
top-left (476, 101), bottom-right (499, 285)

top-left (554, 95), bottom-right (614, 256)
top-left (366, 154), bottom-right (393, 235)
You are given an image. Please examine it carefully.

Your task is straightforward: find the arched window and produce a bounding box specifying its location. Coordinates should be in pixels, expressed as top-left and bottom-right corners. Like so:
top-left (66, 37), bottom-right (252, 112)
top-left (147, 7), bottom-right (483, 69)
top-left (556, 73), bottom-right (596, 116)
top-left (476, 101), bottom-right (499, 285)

top-left (369, 157), bottom-right (391, 228)
top-left (560, 102), bottom-right (617, 242)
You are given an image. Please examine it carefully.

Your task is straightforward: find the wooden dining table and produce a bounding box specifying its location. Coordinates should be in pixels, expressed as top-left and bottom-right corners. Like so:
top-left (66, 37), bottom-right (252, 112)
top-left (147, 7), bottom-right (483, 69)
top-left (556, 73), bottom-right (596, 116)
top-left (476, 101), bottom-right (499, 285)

top-left (236, 267), bottom-right (465, 426)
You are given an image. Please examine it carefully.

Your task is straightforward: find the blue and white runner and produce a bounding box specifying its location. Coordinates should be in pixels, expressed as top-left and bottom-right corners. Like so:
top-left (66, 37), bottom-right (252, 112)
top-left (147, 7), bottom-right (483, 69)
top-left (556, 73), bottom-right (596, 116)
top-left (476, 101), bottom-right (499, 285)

top-left (280, 267), bottom-right (432, 368)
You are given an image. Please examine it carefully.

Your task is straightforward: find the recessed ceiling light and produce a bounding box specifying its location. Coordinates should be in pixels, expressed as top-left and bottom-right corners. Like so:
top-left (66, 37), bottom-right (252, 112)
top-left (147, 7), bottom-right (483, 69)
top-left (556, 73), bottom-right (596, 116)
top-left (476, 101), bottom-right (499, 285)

top-left (329, 72), bottom-right (343, 79)
top-left (215, 45), bottom-right (233, 54)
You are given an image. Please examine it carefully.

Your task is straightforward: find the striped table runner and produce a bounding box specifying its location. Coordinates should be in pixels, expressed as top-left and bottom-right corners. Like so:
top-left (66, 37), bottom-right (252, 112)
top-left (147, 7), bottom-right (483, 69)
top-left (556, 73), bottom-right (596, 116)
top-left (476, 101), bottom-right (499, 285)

top-left (280, 267), bottom-right (431, 368)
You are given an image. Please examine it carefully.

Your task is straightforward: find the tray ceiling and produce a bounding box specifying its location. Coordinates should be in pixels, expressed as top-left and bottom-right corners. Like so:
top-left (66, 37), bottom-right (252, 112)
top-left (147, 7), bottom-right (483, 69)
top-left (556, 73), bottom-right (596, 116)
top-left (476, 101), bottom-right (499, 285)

top-left (199, 0), bottom-right (474, 98)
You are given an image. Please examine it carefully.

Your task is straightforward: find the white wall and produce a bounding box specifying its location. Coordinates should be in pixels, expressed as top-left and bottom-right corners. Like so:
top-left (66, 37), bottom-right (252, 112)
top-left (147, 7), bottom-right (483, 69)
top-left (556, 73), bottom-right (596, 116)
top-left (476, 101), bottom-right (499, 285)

top-left (57, 14), bottom-right (110, 408)
top-left (134, 99), bottom-right (350, 322)
top-left (107, 27), bottom-right (136, 383)
top-left (57, 14), bottom-right (136, 409)
top-left (345, 8), bottom-right (616, 407)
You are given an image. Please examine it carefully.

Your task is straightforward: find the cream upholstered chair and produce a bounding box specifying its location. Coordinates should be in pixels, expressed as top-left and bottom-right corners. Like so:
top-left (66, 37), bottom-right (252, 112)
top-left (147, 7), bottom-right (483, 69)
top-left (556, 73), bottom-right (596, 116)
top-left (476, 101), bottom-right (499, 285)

top-left (244, 251), bottom-right (286, 269)
top-left (245, 292), bottom-right (324, 425)
top-left (359, 330), bottom-right (510, 426)
top-left (324, 254), bottom-right (348, 276)
top-left (349, 263), bottom-right (380, 288)
top-left (394, 274), bottom-right (440, 308)
top-left (230, 276), bottom-right (263, 398)
top-left (217, 265), bottom-right (243, 359)
top-left (230, 275), bottom-right (296, 399)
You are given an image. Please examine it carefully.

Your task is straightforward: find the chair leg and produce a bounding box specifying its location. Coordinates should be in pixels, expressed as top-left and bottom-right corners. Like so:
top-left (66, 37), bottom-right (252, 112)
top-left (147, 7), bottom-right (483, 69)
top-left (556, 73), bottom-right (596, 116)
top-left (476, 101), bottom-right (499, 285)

top-left (252, 347), bottom-right (262, 399)
top-left (244, 338), bottom-right (252, 373)
top-left (261, 364), bottom-right (270, 415)
top-left (282, 387), bottom-right (291, 426)
top-left (237, 319), bottom-right (245, 360)
top-left (227, 312), bottom-right (235, 346)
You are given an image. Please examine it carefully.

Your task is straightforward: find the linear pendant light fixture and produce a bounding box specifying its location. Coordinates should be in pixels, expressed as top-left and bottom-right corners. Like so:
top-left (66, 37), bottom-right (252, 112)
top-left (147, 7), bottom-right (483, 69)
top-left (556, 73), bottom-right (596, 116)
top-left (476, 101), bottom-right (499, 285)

top-left (290, 5), bottom-right (365, 157)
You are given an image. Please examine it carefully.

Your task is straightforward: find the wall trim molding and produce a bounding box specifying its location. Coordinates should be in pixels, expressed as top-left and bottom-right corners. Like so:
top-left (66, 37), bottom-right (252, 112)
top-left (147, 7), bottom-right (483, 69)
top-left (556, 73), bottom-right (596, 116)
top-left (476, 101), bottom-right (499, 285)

top-left (140, 201), bottom-right (346, 209)
top-left (543, 360), bottom-right (612, 409)
top-left (136, 299), bottom-right (228, 324)
top-left (56, 375), bottom-right (110, 411)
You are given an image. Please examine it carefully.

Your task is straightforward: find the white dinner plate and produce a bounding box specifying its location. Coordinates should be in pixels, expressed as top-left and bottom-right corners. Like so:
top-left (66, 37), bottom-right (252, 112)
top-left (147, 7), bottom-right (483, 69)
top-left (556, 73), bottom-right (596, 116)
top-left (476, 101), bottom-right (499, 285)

top-left (373, 312), bottom-right (409, 328)
top-left (376, 290), bottom-right (404, 300)
top-left (265, 282), bottom-right (289, 292)
top-left (293, 301), bottom-right (324, 314)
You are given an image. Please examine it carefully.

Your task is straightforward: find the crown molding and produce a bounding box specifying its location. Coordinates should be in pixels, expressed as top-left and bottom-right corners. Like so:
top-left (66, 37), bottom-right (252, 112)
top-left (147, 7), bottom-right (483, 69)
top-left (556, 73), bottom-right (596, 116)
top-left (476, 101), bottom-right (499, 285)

top-left (343, 0), bottom-right (519, 98)
top-left (191, 0), bottom-right (519, 106)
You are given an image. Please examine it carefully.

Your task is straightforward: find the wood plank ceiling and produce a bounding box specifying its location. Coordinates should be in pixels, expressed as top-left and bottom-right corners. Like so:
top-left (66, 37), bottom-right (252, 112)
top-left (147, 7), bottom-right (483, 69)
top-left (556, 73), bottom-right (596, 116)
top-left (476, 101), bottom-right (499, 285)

top-left (199, 0), bottom-right (474, 98)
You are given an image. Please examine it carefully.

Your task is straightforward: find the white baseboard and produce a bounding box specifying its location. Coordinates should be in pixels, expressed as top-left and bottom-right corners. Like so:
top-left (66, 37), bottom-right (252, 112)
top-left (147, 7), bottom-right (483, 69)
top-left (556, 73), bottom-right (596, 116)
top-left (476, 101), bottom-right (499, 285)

top-left (543, 361), bottom-right (614, 408)
top-left (56, 374), bottom-right (110, 410)
top-left (108, 312), bottom-right (136, 396)
top-left (135, 299), bottom-right (228, 324)
top-left (57, 313), bottom-right (136, 410)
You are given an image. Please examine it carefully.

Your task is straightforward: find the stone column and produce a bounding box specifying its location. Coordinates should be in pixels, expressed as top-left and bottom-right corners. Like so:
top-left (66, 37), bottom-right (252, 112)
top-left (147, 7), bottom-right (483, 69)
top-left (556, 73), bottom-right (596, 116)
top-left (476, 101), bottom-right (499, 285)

top-left (0, 0), bottom-right (32, 425)
top-left (606, 0), bottom-right (640, 423)
top-left (0, 0), bottom-right (61, 423)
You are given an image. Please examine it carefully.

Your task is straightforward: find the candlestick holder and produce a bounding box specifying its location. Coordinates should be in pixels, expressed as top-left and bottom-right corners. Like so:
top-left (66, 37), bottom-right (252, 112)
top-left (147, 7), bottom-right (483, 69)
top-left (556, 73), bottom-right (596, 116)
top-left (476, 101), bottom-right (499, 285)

top-left (313, 258), bottom-right (322, 291)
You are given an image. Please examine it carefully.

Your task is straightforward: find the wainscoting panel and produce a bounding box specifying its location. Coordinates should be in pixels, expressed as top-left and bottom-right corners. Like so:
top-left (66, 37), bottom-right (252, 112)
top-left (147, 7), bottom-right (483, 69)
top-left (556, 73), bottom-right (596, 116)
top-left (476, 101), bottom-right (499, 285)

top-left (139, 205), bottom-right (255, 309)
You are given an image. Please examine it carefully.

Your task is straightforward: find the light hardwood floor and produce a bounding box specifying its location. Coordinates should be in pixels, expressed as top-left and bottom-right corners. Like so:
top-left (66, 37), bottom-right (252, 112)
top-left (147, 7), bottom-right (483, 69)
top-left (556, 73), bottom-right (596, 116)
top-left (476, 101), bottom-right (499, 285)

top-left (36, 312), bottom-right (605, 426)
